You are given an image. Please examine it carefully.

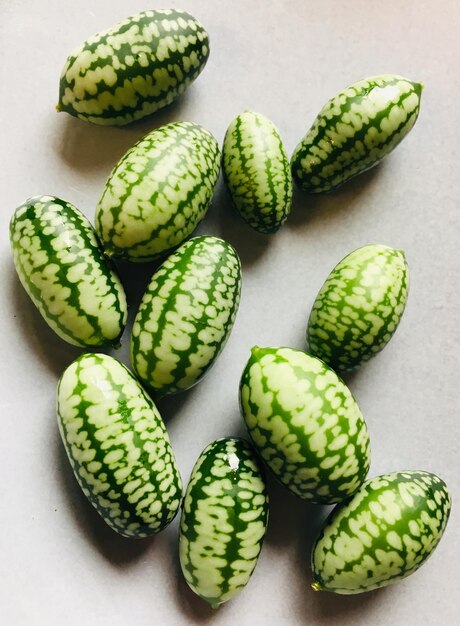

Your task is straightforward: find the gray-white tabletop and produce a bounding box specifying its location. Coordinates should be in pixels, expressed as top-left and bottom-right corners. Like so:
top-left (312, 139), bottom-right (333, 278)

top-left (1, 1), bottom-right (459, 624)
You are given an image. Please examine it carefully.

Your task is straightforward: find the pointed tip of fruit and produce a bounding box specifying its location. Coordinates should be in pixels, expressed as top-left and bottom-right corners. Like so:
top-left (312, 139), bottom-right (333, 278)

top-left (311, 581), bottom-right (322, 592)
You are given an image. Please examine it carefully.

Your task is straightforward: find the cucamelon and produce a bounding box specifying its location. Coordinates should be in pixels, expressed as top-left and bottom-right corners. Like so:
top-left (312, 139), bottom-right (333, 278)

top-left (95, 122), bottom-right (221, 262)
top-left (239, 346), bottom-right (370, 504)
top-left (57, 353), bottom-right (182, 537)
top-left (306, 244), bottom-right (409, 372)
top-left (57, 9), bottom-right (209, 126)
top-left (291, 74), bottom-right (422, 192)
top-left (131, 236), bottom-right (241, 395)
top-left (179, 437), bottom-right (268, 607)
top-left (311, 471), bottom-right (451, 594)
top-left (9, 195), bottom-right (127, 348)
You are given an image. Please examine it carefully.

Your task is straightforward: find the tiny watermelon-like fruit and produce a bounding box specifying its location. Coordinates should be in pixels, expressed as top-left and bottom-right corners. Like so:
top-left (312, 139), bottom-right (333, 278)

top-left (57, 353), bottom-right (182, 537)
top-left (311, 470), bottom-right (451, 594)
top-left (179, 437), bottom-right (268, 607)
top-left (9, 195), bottom-right (127, 348)
top-left (239, 346), bottom-right (370, 504)
top-left (307, 244), bottom-right (409, 372)
top-left (222, 109), bottom-right (293, 233)
top-left (57, 9), bottom-right (210, 126)
top-left (291, 74), bottom-right (423, 192)
top-left (131, 236), bottom-right (241, 395)
top-left (95, 122), bottom-right (221, 262)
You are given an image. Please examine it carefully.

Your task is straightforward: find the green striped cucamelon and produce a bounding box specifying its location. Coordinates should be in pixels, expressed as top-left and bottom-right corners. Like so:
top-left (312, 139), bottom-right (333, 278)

top-left (9, 195), bottom-right (127, 348)
top-left (291, 74), bottom-right (422, 192)
top-left (131, 236), bottom-right (241, 395)
top-left (57, 9), bottom-right (209, 126)
top-left (311, 471), bottom-right (451, 594)
top-left (57, 353), bottom-right (182, 538)
top-left (95, 122), bottom-right (221, 262)
top-left (307, 244), bottom-right (409, 372)
top-left (239, 347), bottom-right (370, 504)
top-left (179, 437), bottom-right (268, 607)
top-left (222, 110), bottom-right (293, 233)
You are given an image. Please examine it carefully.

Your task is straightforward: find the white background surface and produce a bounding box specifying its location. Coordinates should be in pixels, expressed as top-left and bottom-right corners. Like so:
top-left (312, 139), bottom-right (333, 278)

top-left (1, 1), bottom-right (459, 624)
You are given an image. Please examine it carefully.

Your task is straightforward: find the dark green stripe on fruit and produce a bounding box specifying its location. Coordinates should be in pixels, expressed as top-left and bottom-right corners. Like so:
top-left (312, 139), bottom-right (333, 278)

top-left (57, 353), bottom-right (182, 538)
top-left (311, 471), bottom-right (451, 594)
top-left (222, 110), bottom-right (293, 233)
top-left (9, 195), bottom-right (127, 347)
top-left (131, 236), bottom-right (241, 395)
top-left (307, 244), bottom-right (409, 372)
top-left (58, 9), bottom-right (210, 126)
top-left (239, 347), bottom-right (370, 504)
top-left (291, 74), bottom-right (422, 192)
top-left (179, 437), bottom-right (268, 607)
top-left (95, 122), bottom-right (221, 262)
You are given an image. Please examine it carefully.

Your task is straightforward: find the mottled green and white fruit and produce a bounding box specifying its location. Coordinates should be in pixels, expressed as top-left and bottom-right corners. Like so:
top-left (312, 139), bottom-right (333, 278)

top-left (57, 9), bottom-right (209, 126)
top-left (9, 195), bottom-right (127, 348)
top-left (95, 122), bottom-right (221, 262)
top-left (240, 347), bottom-right (370, 504)
top-left (307, 244), bottom-right (409, 372)
top-left (131, 236), bottom-right (241, 395)
top-left (222, 110), bottom-right (293, 233)
top-left (57, 353), bottom-right (182, 538)
top-left (311, 471), bottom-right (451, 594)
top-left (179, 437), bottom-right (268, 607)
top-left (291, 74), bottom-right (422, 192)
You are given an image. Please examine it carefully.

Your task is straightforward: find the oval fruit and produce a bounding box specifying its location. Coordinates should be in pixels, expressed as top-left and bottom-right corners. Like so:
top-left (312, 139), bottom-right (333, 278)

top-left (291, 74), bottom-right (422, 192)
top-left (307, 244), bottom-right (409, 372)
top-left (57, 9), bottom-right (209, 126)
top-left (239, 346), bottom-right (370, 504)
top-left (57, 353), bottom-right (182, 537)
top-left (9, 195), bottom-right (127, 348)
top-left (131, 236), bottom-right (241, 395)
top-left (311, 471), bottom-right (451, 594)
top-left (222, 110), bottom-right (293, 233)
top-left (179, 437), bottom-right (268, 607)
top-left (95, 122), bottom-right (221, 262)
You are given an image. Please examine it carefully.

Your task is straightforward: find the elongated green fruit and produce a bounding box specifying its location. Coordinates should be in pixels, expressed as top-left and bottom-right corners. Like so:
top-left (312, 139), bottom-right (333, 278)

top-left (307, 244), bottom-right (409, 372)
top-left (291, 74), bottom-right (422, 192)
top-left (222, 110), bottom-right (293, 233)
top-left (131, 236), bottom-right (241, 395)
top-left (57, 353), bottom-right (182, 538)
top-left (95, 122), bottom-right (221, 262)
top-left (311, 471), bottom-right (451, 594)
top-left (239, 347), bottom-right (370, 504)
top-left (179, 437), bottom-right (268, 607)
top-left (9, 195), bottom-right (127, 348)
top-left (57, 9), bottom-right (209, 126)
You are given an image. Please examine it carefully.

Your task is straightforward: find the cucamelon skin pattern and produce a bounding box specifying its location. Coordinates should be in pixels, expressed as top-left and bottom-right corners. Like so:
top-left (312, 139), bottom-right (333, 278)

top-left (239, 347), bottom-right (370, 504)
top-left (179, 437), bottom-right (268, 607)
top-left (222, 110), bottom-right (293, 233)
top-left (57, 9), bottom-right (209, 126)
top-left (291, 74), bottom-right (422, 192)
top-left (311, 471), bottom-right (451, 594)
top-left (9, 195), bottom-right (127, 348)
top-left (307, 244), bottom-right (409, 373)
top-left (131, 236), bottom-right (241, 395)
top-left (57, 353), bottom-right (182, 538)
top-left (95, 122), bottom-right (221, 262)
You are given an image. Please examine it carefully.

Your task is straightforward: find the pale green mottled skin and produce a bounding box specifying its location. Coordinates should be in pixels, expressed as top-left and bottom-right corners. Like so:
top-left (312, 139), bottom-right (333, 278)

top-left (239, 347), bottom-right (370, 504)
top-left (58, 9), bottom-right (209, 126)
top-left (131, 236), bottom-right (241, 395)
top-left (292, 74), bottom-right (422, 192)
top-left (57, 353), bottom-right (182, 537)
top-left (311, 471), bottom-right (451, 594)
top-left (307, 245), bottom-right (409, 372)
top-left (9, 195), bottom-right (127, 348)
top-left (95, 122), bottom-right (221, 262)
top-left (222, 110), bottom-right (293, 233)
top-left (179, 438), bottom-right (268, 607)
